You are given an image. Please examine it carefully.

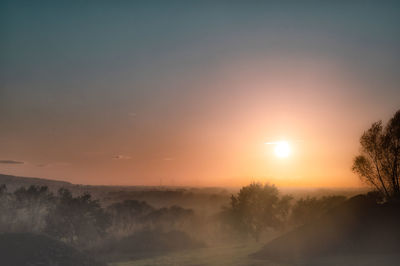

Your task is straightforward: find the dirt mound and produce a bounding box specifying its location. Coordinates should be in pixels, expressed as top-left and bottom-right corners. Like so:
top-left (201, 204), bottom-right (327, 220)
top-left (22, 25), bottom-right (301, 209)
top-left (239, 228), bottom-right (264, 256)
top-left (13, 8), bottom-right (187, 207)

top-left (0, 232), bottom-right (105, 266)
top-left (252, 194), bottom-right (400, 265)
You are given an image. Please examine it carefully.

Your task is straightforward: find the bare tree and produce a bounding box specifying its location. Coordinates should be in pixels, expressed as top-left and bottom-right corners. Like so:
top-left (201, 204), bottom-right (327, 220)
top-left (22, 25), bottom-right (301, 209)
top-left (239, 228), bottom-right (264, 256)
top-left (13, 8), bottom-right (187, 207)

top-left (352, 109), bottom-right (400, 200)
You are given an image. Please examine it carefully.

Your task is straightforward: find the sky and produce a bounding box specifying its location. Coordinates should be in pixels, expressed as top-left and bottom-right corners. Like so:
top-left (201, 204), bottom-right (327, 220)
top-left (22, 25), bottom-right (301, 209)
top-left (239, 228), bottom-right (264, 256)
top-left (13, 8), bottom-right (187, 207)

top-left (1, 1), bottom-right (400, 187)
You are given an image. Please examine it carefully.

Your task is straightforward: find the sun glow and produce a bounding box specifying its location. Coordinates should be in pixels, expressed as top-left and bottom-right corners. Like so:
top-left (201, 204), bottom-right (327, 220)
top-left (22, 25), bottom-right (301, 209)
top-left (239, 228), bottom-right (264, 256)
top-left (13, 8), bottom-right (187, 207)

top-left (274, 141), bottom-right (291, 158)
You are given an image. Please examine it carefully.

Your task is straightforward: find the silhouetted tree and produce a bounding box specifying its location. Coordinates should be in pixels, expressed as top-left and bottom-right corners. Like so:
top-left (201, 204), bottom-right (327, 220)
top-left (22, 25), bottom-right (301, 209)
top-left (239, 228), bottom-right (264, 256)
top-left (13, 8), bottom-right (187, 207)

top-left (143, 205), bottom-right (195, 231)
top-left (226, 183), bottom-right (292, 241)
top-left (45, 188), bottom-right (110, 247)
top-left (107, 200), bottom-right (154, 236)
top-left (13, 186), bottom-right (54, 232)
top-left (352, 109), bottom-right (400, 200)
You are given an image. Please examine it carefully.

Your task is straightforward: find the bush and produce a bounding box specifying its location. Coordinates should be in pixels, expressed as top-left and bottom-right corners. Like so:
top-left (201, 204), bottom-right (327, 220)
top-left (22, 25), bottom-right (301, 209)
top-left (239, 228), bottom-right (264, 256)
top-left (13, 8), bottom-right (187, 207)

top-left (223, 183), bottom-right (292, 241)
top-left (290, 195), bottom-right (346, 226)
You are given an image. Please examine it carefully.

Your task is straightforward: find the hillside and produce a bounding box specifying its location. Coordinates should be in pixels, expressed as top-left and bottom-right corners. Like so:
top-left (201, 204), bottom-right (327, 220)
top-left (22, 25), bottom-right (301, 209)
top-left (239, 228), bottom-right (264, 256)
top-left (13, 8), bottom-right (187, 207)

top-left (0, 174), bottom-right (74, 191)
top-left (0, 232), bottom-right (105, 266)
top-left (252, 194), bottom-right (400, 265)
top-left (94, 229), bottom-right (205, 262)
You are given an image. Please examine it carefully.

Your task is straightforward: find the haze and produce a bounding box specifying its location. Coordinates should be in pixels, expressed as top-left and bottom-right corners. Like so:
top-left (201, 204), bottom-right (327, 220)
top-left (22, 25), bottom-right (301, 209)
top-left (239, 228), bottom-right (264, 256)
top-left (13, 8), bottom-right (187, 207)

top-left (1, 1), bottom-right (400, 187)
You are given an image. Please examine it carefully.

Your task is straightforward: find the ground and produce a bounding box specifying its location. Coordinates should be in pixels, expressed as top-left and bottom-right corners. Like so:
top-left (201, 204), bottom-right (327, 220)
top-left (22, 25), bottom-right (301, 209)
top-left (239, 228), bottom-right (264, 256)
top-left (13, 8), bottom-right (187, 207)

top-left (111, 247), bottom-right (400, 266)
top-left (111, 242), bottom-right (285, 266)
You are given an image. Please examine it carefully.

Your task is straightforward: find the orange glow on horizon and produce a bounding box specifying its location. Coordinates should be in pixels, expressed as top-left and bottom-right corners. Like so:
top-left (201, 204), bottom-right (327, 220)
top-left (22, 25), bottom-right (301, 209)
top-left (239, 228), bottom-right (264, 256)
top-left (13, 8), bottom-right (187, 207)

top-left (0, 57), bottom-right (391, 188)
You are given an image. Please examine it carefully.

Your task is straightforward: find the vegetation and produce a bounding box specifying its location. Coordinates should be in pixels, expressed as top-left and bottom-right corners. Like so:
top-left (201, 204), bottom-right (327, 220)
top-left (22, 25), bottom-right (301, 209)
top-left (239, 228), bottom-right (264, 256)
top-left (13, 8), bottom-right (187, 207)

top-left (290, 195), bottom-right (346, 227)
top-left (253, 194), bottom-right (400, 265)
top-left (45, 188), bottom-right (110, 247)
top-left (222, 183), bottom-right (292, 241)
top-left (353, 109), bottom-right (400, 201)
top-left (107, 199), bottom-right (195, 237)
top-left (0, 177), bottom-right (390, 265)
top-left (0, 185), bottom-right (198, 250)
top-left (0, 181), bottom-right (353, 246)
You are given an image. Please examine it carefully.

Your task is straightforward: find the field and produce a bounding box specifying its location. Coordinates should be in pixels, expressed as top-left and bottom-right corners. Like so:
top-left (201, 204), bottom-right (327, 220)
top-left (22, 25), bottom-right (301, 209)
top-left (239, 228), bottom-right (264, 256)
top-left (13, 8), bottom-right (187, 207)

top-left (113, 246), bottom-right (400, 266)
top-left (112, 243), bottom-right (282, 266)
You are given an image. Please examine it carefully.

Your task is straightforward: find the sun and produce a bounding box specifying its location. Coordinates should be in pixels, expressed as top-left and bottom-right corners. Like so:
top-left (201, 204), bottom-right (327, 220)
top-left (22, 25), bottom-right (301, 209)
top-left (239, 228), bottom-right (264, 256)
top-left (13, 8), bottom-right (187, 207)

top-left (274, 141), bottom-right (291, 158)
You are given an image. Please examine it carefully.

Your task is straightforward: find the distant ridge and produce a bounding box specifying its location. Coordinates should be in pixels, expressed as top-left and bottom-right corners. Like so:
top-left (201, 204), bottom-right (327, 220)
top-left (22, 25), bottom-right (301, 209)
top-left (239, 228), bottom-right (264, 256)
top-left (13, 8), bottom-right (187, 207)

top-left (0, 173), bottom-right (73, 191)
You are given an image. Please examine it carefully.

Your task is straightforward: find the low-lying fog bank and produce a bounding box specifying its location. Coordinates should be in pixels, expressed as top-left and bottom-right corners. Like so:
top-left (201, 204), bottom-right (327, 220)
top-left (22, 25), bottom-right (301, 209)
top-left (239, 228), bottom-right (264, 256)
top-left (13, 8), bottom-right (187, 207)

top-left (1, 174), bottom-right (396, 266)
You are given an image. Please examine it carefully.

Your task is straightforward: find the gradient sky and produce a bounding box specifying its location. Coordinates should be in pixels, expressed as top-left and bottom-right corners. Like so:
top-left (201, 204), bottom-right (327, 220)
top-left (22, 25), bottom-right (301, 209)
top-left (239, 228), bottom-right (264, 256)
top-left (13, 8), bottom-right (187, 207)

top-left (1, 1), bottom-right (400, 187)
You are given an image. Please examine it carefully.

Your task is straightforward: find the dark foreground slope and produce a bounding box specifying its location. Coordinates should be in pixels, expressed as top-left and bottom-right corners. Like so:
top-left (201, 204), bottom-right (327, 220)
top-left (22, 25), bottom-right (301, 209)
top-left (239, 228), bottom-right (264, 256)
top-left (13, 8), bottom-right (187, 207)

top-left (252, 194), bottom-right (400, 266)
top-left (93, 229), bottom-right (205, 262)
top-left (0, 233), bottom-right (105, 266)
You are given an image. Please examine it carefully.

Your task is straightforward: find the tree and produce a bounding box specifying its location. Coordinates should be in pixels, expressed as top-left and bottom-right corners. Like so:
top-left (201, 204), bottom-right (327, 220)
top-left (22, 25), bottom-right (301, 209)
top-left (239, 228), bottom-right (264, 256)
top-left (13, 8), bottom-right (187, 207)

top-left (226, 182), bottom-right (292, 241)
top-left (143, 205), bottom-right (195, 231)
top-left (13, 185), bottom-right (54, 232)
top-left (352, 109), bottom-right (400, 200)
top-left (107, 200), bottom-right (154, 236)
top-left (45, 188), bottom-right (110, 247)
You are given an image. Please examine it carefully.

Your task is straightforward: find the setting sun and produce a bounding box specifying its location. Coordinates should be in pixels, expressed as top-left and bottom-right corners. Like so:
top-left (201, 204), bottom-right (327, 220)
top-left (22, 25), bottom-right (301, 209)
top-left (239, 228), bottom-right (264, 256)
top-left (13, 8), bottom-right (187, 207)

top-left (274, 141), bottom-right (291, 158)
top-left (265, 140), bottom-right (292, 158)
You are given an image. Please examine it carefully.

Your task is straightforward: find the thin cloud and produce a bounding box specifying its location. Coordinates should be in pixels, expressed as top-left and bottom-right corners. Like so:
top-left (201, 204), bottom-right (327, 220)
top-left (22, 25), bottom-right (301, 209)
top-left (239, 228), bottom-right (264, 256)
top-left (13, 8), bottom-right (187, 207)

top-left (112, 155), bottom-right (131, 160)
top-left (0, 160), bottom-right (24, 164)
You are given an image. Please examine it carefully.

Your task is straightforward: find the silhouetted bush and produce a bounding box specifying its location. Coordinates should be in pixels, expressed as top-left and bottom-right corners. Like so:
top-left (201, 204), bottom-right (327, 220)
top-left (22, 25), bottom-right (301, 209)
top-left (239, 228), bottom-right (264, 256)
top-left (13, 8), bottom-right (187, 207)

top-left (143, 205), bottom-right (195, 231)
top-left (107, 199), bottom-right (154, 236)
top-left (45, 188), bottom-right (110, 247)
top-left (107, 199), bottom-right (196, 238)
top-left (0, 185), bottom-right (53, 233)
top-left (222, 182), bottom-right (292, 241)
top-left (290, 195), bottom-right (346, 227)
top-left (13, 185), bottom-right (54, 232)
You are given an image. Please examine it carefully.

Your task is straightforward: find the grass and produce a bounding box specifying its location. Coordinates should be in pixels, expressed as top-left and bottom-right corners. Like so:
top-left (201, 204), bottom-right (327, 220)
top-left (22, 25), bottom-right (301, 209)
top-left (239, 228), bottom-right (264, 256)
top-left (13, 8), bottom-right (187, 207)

top-left (111, 242), bottom-right (285, 266)
top-left (111, 246), bottom-right (400, 266)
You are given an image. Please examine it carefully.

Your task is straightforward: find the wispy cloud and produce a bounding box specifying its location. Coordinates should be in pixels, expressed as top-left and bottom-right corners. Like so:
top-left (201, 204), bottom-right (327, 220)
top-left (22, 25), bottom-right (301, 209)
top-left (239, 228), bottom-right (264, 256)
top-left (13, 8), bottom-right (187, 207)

top-left (0, 160), bottom-right (24, 164)
top-left (112, 155), bottom-right (131, 160)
